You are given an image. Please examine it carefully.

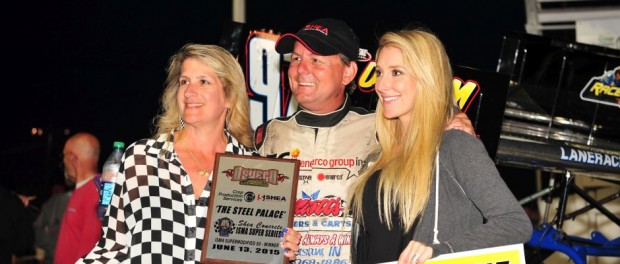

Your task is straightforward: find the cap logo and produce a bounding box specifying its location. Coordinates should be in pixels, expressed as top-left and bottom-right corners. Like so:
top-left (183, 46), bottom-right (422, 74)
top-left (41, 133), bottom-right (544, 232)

top-left (302, 24), bottom-right (328, 36)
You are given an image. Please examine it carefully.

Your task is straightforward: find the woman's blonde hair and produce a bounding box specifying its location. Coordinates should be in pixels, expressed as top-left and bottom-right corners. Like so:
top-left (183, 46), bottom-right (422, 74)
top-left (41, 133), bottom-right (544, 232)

top-left (349, 29), bottom-right (455, 232)
top-left (154, 44), bottom-right (253, 148)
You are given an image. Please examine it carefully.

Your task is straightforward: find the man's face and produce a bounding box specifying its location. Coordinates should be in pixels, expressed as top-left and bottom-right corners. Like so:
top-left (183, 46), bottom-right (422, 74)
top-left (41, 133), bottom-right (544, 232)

top-left (62, 143), bottom-right (77, 184)
top-left (287, 42), bottom-right (354, 114)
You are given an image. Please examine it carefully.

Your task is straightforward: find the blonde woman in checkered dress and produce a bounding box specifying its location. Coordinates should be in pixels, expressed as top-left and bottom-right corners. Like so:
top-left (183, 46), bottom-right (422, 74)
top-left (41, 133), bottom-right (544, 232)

top-left (79, 44), bottom-right (301, 263)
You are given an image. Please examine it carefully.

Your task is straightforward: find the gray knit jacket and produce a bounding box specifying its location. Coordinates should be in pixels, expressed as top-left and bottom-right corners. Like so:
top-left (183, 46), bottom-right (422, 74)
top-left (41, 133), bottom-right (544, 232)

top-left (352, 129), bottom-right (533, 259)
top-left (414, 129), bottom-right (532, 256)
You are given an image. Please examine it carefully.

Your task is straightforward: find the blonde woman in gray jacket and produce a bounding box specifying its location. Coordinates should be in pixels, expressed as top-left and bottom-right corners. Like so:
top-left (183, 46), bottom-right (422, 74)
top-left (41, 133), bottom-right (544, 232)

top-left (348, 28), bottom-right (532, 264)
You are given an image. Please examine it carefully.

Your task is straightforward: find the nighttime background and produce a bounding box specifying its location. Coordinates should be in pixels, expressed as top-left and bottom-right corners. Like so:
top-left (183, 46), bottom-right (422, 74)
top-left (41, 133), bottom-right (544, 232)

top-left (2, 0), bottom-right (527, 206)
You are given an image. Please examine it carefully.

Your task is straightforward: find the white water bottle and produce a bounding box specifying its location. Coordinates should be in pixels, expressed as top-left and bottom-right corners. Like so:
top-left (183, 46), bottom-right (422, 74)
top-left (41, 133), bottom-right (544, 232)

top-left (98, 141), bottom-right (125, 220)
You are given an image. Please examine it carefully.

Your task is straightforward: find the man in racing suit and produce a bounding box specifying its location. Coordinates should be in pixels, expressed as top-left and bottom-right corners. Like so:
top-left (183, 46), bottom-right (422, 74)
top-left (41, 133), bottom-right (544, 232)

top-left (255, 18), bottom-right (474, 263)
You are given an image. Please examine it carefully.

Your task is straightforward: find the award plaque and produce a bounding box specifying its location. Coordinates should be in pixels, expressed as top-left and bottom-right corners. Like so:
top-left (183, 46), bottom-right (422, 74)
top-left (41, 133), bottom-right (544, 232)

top-left (201, 153), bottom-right (299, 264)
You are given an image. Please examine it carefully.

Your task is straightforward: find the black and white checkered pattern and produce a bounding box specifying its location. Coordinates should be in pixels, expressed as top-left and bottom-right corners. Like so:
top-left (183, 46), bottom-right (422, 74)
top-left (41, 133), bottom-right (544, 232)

top-left (79, 131), bottom-right (255, 263)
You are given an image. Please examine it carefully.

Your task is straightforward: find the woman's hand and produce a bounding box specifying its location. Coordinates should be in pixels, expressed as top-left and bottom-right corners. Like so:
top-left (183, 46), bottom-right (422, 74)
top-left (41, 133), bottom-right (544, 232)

top-left (280, 228), bottom-right (302, 261)
top-left (398, 240), bottom-right (433, 263)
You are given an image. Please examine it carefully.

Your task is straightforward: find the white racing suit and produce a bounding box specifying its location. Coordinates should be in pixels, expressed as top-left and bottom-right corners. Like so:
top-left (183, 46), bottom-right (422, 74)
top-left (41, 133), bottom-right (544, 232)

top-left (255, 95), bottom-right (377, 264)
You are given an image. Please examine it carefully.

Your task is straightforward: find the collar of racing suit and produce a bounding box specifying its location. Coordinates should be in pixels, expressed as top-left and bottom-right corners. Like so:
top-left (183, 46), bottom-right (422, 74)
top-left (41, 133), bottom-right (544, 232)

top-left (294, 94), bottom-right (352, 127)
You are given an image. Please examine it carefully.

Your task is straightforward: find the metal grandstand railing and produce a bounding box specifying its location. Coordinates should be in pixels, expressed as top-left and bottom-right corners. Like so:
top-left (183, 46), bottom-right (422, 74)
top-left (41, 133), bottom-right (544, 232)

top-left (524, 0), bottom-right (620, 34)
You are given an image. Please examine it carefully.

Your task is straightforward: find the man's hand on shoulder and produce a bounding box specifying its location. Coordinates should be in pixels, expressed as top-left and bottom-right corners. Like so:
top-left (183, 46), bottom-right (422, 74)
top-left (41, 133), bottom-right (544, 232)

top-left (445, 111), bottom-right (476, 137)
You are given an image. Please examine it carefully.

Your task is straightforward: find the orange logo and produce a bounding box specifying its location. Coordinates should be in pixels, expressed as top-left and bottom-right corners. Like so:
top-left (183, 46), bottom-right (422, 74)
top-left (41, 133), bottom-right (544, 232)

top-left (291, 148), bottom-right (300, 158)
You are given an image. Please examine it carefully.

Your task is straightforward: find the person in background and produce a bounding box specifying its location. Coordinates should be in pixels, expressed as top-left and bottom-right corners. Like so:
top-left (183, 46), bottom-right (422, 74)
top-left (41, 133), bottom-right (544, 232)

top-left (80, 44), bottom-right (301, 263)
top-left (348, 28), bottom-right (532, 264)
top-left (54, 132), bottom-right (103, 264)
top-left (255, 18), bottom-right (475, 263)
top-left (0, 184), bottom-right (35, 264)
top-left (7, 180), bottom-right (39, 264)
top-left (34, 182), bottom-right (73, 263)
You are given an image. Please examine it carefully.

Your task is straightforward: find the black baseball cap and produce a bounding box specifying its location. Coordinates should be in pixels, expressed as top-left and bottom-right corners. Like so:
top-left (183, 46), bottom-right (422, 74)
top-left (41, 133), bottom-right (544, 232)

top-left (275, 18), bottom-right (361, 61)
